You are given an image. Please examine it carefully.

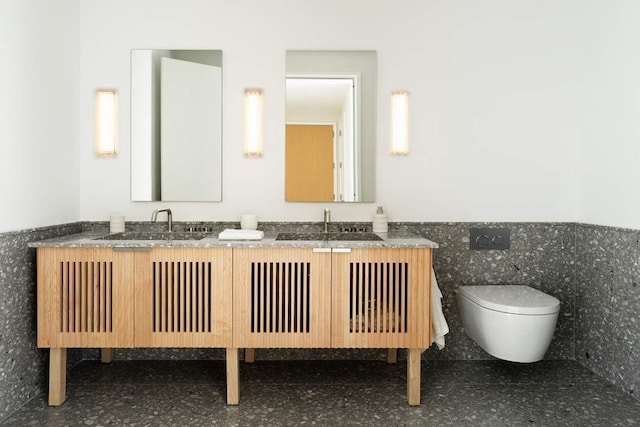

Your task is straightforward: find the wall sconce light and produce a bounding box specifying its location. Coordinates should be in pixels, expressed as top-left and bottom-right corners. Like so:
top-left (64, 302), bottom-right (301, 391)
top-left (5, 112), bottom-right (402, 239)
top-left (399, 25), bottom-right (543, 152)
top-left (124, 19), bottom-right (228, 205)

top-left (244, 88), bottom-right (263, 157)
top-left (391, 91), bottom-right (409, 155)
top-left (95, 89), bottom-right (119, 156)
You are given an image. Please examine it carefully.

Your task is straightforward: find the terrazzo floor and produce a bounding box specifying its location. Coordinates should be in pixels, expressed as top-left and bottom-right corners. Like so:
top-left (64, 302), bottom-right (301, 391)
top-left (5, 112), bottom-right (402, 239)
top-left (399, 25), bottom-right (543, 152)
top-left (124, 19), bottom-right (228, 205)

top-left (2, 359), bottom-right (639, 426)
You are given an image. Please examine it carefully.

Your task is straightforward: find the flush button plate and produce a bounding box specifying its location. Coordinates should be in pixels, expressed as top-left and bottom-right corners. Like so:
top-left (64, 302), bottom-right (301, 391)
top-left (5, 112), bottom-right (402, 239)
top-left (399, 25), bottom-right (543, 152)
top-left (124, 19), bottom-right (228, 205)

top-left (470, 227), bottom-right (511, 250)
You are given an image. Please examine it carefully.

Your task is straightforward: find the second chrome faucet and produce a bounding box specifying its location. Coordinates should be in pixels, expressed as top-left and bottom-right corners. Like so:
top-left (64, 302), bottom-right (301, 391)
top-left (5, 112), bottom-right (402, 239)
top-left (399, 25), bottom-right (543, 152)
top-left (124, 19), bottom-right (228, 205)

top-left (323, 208), bottom-right (331, 233)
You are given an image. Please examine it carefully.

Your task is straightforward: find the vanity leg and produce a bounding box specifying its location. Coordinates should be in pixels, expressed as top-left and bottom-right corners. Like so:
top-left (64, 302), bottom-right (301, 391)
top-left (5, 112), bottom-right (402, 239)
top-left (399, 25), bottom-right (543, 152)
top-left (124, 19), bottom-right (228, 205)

top-left (101, 348), bottom-right (114, 363)
top-left (49, 348), bottom-right (67, 406)
top-left (245, 348), bottom-right (255, 363)
top-left (226, 348), bottom-right (240, 405)
top-left (407, 348), bottom-right (421, 406)
top-left (387, 348), bottom-right (398, 364)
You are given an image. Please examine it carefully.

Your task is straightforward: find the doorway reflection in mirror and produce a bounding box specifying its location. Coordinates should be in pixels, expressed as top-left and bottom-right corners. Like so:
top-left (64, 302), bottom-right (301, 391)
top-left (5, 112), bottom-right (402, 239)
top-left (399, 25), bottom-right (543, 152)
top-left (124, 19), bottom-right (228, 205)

top-left (285, 50), bottom-right (376, 203)
top-left (286, 77), bottom-right (356, 202)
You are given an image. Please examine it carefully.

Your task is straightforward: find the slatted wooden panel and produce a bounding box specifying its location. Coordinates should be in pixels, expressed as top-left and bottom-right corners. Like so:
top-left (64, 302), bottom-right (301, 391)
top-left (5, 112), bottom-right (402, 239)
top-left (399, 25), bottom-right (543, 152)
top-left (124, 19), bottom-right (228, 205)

top-left (37, 248), bottom-right (134, 348)
top-left (331, 248), bottom-right (432, 348)
top-left (59, 260), bottom-right (113, 334)
top-left (134, 248), bottom-right (232, 347)
top-left (347, 261), bottom-right (407, 334)
top-left (233, 248), bottom-right (331, 348)
top-left (250, 261), bottom-right (312, 334)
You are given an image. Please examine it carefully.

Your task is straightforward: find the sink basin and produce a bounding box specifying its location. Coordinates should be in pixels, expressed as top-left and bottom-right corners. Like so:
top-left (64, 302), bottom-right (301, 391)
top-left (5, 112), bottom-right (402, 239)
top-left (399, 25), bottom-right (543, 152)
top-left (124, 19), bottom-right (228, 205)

top-left (275, 232), bottom-right (383, 241)
top-left (93, 232), bottom-right (209, 241)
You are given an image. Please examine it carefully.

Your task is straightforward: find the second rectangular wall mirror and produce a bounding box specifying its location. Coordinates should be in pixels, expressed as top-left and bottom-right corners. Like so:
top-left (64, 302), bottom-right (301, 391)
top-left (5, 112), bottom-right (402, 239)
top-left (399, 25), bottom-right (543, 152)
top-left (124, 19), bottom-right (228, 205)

top-left (285, 50), bottom-right (376, 203)
top-left (131, 49), bottom-right (223, 202)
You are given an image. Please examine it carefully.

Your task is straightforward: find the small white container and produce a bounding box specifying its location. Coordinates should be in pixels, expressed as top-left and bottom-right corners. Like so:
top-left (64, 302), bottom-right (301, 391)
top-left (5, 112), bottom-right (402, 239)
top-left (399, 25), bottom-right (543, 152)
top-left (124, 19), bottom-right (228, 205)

top-left (372, 206), bottom-right (388, 233)
top-left (109, 215), bottom-right (125, 233)
top-left (240, 214), bottom-right (258, 230)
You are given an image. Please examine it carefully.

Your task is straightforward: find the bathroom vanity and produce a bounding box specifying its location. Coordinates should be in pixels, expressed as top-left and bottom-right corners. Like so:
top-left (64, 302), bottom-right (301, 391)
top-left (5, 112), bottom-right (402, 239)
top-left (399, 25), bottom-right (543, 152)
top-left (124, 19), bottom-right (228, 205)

top-left (31, 230), bottom-right (437, 407)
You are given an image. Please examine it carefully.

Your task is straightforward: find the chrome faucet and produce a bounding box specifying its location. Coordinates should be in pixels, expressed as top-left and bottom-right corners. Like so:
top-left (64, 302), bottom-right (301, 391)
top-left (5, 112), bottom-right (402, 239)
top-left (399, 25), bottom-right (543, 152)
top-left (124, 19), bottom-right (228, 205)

top-left (323, 208), bottom-right (331, 233)
top-left (151, 208), bottom-right (173, 232)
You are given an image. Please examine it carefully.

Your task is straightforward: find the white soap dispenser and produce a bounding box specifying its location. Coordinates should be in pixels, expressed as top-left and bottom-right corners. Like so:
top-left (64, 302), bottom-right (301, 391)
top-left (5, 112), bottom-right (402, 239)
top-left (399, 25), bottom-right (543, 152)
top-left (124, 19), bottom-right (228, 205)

top-left (372, 206), bottom-right (388, 233)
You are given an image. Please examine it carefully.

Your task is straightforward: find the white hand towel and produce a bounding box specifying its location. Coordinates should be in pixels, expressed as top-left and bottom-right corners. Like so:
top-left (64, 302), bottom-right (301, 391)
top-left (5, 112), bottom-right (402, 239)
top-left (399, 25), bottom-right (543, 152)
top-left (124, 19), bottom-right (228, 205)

top-left (218, 229), bottom-right (264, 240)
top-left (430, 268), bottom-right (449, 350)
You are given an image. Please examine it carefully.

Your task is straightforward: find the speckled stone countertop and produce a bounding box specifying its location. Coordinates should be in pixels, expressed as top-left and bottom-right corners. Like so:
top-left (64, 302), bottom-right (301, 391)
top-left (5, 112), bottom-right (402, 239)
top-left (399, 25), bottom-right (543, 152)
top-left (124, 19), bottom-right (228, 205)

top-left (28, 230), bottom-right (438, 249)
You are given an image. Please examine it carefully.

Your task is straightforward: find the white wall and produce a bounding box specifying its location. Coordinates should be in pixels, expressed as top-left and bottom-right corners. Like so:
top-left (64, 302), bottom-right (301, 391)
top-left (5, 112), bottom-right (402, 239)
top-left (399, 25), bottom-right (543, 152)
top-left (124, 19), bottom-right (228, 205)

top-left (577, 0), bottom-right (640, 230)
top-left (75, 1), bottom-right (627, 224)
top-left (0, 0), bottom-right (80, 233)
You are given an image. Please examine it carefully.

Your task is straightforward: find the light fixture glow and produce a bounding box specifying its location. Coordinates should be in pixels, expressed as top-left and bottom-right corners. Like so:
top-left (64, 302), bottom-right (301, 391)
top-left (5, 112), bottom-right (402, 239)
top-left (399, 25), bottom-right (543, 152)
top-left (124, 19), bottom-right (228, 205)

top-left (244, 89), bottom-right (263, 157)
top-left (95, 89), bottom-right (119, 156)
top-left (391, 91), bottom-right (409, 155)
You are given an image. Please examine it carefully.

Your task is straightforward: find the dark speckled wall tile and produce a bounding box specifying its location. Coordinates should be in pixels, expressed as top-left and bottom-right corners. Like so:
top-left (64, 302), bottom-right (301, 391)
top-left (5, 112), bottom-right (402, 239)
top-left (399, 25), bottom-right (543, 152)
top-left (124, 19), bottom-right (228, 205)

top-left (0, 223), bottom-right (84, 421)
top-left (576, 223), bottom-right (640, 401)
top-left (105, 348), bottom-right (225, 361)
top-left (610, 228), bottom-right (640, 398)
top-left (575, 225), bottom-right (616, 381)
top-left (86, 348), bottom-right (391, 363)
top-left (510, 223), bottom-right (576, 251)
top-left (85, 348), bottom-right (388, 363)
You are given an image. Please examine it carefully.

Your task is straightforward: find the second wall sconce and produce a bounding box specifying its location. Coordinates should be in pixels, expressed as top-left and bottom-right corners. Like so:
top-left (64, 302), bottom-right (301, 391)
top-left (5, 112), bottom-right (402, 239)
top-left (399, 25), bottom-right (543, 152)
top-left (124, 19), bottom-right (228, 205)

top-left (95, 89), bottom-right (119, 157)
top-left (391, 91), bottom-right (409, 155)
top-left (244, 89), bottom-right (263, 157)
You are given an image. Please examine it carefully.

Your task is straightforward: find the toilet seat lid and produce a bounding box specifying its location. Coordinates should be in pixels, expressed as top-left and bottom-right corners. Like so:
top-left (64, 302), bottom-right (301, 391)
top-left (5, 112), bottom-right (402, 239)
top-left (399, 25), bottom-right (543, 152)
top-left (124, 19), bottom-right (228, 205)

top-left (458, 285), bottom-right (560, 315)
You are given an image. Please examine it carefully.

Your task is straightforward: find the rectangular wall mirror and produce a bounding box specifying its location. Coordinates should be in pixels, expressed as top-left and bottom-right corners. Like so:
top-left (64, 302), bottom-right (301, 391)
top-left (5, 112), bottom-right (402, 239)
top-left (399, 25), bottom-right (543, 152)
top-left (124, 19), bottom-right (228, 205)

top-left (285, 50), bottom-right (376, 203)
top-left (131, 49), bottom-right (223, 202)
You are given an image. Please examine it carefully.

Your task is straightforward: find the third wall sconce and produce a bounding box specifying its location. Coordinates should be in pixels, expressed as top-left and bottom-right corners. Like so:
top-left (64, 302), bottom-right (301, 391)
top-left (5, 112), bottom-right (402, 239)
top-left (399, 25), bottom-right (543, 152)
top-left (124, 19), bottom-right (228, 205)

top-left (391, 91), bottom-right (409, 155)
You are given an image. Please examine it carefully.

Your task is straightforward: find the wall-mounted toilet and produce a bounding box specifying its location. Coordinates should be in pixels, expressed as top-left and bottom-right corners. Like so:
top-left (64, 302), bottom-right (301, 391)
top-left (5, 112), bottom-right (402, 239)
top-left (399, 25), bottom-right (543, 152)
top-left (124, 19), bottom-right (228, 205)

top-left (457, 285), bottom-right (560, 363)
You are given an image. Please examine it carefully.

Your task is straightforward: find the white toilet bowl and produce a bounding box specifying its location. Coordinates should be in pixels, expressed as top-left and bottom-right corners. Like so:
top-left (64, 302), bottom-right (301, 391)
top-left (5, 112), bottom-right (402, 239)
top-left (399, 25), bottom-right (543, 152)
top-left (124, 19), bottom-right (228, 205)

top-left (457, 285), bottom-right (560, 363)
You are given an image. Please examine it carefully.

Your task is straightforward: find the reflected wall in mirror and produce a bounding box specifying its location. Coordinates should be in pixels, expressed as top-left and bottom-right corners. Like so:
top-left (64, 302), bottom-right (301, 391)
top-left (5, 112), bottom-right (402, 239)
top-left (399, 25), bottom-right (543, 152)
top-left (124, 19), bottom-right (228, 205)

top-left (285, 50), bottom-right (376, 203)
top-left (131, 50), bottom-right (223, 202)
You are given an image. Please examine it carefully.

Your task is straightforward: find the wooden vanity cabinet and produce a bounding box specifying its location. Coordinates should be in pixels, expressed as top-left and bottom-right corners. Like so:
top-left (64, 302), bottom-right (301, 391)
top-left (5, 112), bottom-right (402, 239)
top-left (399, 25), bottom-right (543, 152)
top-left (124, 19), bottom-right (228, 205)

top-left (37, 244), bottom-right (432, 406)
